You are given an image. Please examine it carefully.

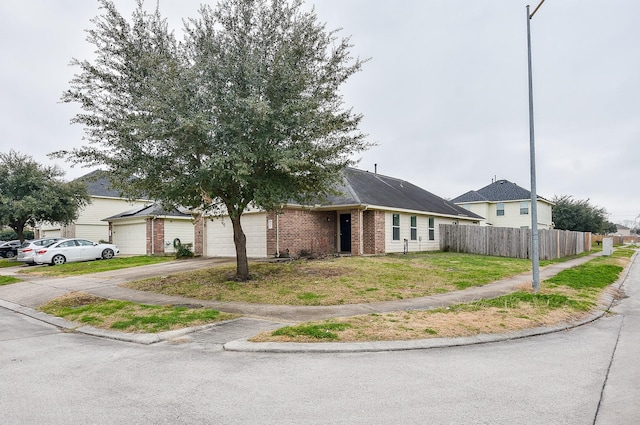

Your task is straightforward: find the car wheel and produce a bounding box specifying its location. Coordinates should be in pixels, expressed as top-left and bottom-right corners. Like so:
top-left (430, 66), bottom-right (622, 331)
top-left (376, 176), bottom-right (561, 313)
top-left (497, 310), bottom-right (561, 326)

top-left (101, 248), bottom-right (114, 260)
top-left (51, 254), bottom-right (66, 266)
top-left (5, 251), bottom-right (15, 259)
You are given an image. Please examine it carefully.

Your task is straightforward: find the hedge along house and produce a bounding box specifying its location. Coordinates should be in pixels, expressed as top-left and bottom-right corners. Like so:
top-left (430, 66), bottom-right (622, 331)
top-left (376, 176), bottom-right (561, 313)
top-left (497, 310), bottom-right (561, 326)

top-left (194, 168), bottom-right (483, 258)
top-left (105, 203), bottom-right (194, 255)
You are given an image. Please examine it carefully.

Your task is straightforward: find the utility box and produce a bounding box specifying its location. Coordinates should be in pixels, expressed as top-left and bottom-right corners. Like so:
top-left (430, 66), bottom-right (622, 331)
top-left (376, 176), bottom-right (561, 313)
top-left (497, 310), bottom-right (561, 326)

top-left (602, 237), bottom-right (613, 256)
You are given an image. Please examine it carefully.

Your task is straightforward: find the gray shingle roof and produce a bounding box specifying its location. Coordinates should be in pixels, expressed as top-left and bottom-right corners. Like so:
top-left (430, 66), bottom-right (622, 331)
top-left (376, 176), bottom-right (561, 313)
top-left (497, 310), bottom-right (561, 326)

top-left (75, 170), bottom-right (151, 200)
top-left (104, 203), bottom-right (191, 221)
top-left (74, 170), bottom-right (124, 198)
top-left (317, 168), bottom-right (483, 219)
top-left (452, 179), bottom-right (546, 203)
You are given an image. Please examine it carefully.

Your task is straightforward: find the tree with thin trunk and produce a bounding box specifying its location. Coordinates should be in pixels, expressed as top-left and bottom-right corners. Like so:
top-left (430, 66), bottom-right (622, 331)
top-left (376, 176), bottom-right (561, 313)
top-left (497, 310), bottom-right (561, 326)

top-left (54, 0), bottom-right (369, 280)
top-left (0, 151), bottom-right (90, 243)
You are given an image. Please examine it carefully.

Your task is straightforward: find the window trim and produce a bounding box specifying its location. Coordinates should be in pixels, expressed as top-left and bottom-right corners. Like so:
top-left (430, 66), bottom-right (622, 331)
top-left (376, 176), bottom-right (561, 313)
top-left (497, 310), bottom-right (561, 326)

top-left (520, 201), bottom-right (529, 215)
top-left (410, 215), bottom-right (417, 241)
top-left (496, 202), bottom-right (505, 216)
top-left (392, 213), bottom-right (400, 241)
top-left (428, 217), bottom-right (435, 241)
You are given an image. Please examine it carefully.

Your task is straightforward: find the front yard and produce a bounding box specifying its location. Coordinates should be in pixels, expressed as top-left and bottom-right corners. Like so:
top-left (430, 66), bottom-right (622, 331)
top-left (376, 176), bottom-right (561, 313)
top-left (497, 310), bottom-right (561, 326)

top-left (124, 252), bottom-right (534, 305)
top-left (30, 248), bottom-right (636, 340)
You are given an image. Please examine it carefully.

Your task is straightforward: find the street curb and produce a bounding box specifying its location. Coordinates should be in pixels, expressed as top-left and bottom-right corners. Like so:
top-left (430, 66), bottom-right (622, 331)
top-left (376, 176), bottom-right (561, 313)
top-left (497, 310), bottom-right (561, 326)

top-left (1, 250), bottom-right (636, 351)
top-left (0, 298), bottom-right (247, 345)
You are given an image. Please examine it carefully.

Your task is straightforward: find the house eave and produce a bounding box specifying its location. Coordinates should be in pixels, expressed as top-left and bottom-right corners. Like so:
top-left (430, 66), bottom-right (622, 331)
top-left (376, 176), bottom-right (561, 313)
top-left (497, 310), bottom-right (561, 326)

top-left (286, 203), bottom-right (482, 222)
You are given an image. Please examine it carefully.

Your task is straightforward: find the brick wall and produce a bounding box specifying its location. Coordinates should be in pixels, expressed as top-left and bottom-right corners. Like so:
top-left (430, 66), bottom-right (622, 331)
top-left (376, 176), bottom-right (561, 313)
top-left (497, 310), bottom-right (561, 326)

top-left (363, 210), bottom-right (385, 254)
top-left (146, 217), bottom-right (165, 255)
top-left (61, 223), bottom-right (76, 238)
top-left (193, 214), bottom-right (204, 256)
top-left (266, 209), bottom-right (337, 257)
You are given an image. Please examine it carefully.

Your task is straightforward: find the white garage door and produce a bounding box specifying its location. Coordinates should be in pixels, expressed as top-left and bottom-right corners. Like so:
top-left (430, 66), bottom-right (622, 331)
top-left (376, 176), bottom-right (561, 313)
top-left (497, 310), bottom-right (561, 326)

top-left (206, 213), bottom-right (267, 258)
top-left (42, 229), bottom-right (61, 238)
top-left (112, 222), bottom-right (147, 255)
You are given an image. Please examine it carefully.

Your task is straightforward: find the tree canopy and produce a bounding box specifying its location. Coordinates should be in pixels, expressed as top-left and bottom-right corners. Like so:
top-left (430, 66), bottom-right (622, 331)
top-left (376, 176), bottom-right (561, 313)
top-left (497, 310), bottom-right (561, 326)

top-left (0, 151), bottom-right (90, 242)
top-left (551, 195), bottom-right (610, 234)
top-left (54, 0), bottom-right (370, 279)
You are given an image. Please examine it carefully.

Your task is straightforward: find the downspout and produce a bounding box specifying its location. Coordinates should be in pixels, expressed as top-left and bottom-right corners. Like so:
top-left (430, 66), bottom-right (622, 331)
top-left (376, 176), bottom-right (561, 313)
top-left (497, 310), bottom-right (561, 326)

top-left (276, 213), bottom-right (280, 258)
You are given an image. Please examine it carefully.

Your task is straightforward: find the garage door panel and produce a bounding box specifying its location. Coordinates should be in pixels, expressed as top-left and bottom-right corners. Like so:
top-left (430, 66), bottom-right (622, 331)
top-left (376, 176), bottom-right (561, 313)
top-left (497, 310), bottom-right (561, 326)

top-left (112, 223), bottom-right (146, 255)
top-left (206, 213), bottom-right (266, 258)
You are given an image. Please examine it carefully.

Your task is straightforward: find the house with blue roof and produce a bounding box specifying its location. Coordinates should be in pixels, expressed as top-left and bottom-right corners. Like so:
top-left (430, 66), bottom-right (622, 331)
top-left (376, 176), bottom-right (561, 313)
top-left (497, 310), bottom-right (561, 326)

top-left (451, 179), bottom-right (554, 229)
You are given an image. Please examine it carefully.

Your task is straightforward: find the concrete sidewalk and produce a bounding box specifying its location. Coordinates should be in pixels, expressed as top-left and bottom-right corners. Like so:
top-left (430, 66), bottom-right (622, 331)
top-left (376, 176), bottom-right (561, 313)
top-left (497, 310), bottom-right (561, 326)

top-left (0, 251), bottom-right (629, 351)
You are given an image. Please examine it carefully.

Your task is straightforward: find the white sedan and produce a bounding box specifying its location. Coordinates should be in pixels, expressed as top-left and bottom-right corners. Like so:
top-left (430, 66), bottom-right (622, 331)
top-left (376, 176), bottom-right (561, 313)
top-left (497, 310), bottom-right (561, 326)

top-left (34, 238), bottom-right (120, 266)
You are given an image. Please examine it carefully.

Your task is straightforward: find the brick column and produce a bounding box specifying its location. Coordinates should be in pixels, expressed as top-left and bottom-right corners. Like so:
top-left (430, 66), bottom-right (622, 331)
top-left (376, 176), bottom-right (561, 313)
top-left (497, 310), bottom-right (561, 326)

top-left (194, 214), bottom-right (204, 256)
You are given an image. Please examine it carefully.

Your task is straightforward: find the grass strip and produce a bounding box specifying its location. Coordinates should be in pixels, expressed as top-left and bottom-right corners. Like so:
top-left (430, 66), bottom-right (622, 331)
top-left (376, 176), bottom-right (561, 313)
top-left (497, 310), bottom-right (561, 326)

top-left (39, 292), bottom-right (237, 333)
top-left (0, 275), bottom-right (21, 285)
top-left (19, 256), bottom-right (173, 277)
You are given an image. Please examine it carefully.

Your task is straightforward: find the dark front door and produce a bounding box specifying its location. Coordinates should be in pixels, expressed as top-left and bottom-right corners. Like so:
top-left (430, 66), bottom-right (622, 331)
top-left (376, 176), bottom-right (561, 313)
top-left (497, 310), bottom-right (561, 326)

top-left (340, 214), bottom-right (351, 253)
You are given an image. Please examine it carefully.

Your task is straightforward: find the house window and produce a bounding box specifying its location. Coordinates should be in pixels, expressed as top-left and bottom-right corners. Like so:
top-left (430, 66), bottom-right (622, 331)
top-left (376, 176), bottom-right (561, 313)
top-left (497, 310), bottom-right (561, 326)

top-left (410, 216), bottom-right (417, 240)
top-left (392, 214), bottom-right (400, 241)
top-left (428, 217), bottom-right (435, 241)
top-left (520, 201), bottom-right (529, 215)
top-left (496, 203), bottom-right (505, 216)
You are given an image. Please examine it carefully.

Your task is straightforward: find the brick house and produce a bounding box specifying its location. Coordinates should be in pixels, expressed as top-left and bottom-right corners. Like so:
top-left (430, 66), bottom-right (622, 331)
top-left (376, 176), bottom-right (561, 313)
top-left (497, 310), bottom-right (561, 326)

top-left (195, 168), bottom-right (483, 258)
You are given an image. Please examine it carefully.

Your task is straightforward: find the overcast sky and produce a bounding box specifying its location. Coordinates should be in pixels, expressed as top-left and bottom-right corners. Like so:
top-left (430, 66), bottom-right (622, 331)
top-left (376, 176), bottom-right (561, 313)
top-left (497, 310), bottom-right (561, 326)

top-left (1, 1), bottom-right (638, 225)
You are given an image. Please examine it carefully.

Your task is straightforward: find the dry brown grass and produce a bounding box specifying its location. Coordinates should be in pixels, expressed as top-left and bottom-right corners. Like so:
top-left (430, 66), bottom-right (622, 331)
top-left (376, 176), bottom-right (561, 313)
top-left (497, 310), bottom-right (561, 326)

top-left (250, 305), bottom-right (589, 343)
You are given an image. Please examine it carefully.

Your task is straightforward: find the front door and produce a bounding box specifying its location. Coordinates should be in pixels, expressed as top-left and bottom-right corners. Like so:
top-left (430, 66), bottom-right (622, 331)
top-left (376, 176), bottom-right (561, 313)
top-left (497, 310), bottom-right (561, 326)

top-left (339, 214), bottom-right (351, 253)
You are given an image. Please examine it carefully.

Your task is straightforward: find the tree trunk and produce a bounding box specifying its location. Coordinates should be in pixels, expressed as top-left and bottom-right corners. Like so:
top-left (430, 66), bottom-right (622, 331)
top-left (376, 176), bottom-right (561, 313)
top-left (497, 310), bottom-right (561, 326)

top-left (10, 222), bottom-right (26, 244)
top-left (230, 214), bottom-right (250, 280)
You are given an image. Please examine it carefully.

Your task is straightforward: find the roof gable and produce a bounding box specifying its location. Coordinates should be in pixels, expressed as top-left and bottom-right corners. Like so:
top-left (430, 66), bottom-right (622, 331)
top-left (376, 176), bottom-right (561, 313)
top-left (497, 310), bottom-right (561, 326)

top-left (452, 179), bottom-right (548, 203)
top-left (320, 168), bottom-right (483, 219)
top-left (104, 203), bottom-right (191, 221)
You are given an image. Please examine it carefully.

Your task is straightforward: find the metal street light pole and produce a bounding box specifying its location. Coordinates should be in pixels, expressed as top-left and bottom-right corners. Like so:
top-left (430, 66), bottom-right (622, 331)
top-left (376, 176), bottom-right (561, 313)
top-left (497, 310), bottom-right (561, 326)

top-left (527, 0), bottom-right (545, 293)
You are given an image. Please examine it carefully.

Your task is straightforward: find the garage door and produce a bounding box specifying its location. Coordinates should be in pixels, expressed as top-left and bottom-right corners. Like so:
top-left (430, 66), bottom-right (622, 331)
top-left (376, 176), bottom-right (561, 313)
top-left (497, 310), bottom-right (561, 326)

top-left (112, 222), bottom-right (147, 255)
top-left (206, 213), bottom-right (266, 258)
top-left (42, 229), bottom-right (61, 238)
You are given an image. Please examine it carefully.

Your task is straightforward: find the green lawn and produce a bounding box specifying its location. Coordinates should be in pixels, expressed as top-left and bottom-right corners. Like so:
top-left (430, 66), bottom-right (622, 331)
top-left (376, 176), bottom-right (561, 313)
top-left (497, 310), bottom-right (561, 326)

top-left (0, 259), bottom-right (20, 269)
top-left (18, 256), bottom-right (174, 277)
top-left (39, 292), bottom-right (238, 333)
top-left (254, 249), bottom-right (633, 342)
top-left (0, 275), bottom-right (21, 285)
top-left (126, 252), bottom-right (534, 306)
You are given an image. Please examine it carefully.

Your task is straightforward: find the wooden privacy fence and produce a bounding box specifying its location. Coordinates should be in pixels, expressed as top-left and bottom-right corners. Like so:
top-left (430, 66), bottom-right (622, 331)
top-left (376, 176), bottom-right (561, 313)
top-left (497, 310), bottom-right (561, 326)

top-left (439, 225), bottom-right (591, 260)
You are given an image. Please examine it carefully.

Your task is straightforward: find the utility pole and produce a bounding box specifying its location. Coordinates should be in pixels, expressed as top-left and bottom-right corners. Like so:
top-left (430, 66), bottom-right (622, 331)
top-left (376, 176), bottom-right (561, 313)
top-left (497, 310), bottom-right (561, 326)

top-left (527, 0), bottom-right (546, 293)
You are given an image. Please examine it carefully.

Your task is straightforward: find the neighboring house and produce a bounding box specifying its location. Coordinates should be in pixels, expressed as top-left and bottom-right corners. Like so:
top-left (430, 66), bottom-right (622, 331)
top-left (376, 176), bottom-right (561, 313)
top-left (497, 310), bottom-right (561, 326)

top-left (38, 170), bottom-right (151, 242)
top-left (193, 167), bottom-right (483, 258)
top-left (105, 204), bottom-right (194, 255)
top-left (451, 179), bottom-right (554, 229)
top-left (614, 224), bottom-right (631, 237)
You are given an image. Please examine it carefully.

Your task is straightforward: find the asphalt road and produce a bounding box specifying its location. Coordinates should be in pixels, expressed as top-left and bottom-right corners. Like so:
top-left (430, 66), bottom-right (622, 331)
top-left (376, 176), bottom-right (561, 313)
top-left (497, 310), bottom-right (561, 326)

top-left (1, 253), bottom-right (638, 424)
top-left (2, 275), bottom-right (639, 424)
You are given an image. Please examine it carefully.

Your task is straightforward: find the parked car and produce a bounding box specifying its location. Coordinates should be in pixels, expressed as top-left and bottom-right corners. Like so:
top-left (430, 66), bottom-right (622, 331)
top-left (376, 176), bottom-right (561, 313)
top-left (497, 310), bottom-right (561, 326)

top-left (33, 238), bottom-right (120, 266)
top-left (0, 240), bottom-right (24, 259)
top-left (17, 238), bottom-right (65, 265)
